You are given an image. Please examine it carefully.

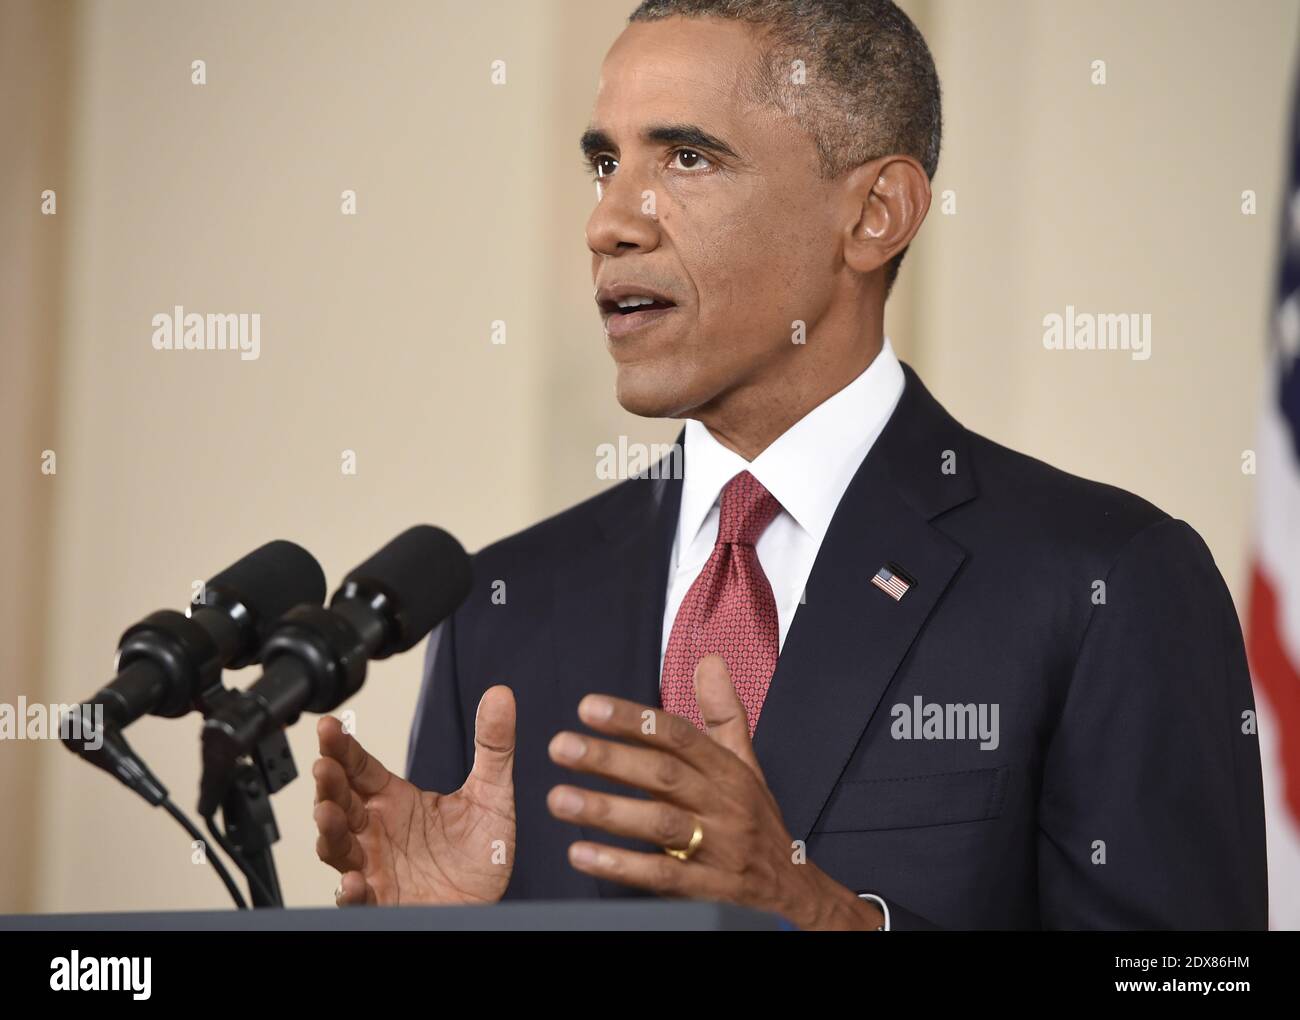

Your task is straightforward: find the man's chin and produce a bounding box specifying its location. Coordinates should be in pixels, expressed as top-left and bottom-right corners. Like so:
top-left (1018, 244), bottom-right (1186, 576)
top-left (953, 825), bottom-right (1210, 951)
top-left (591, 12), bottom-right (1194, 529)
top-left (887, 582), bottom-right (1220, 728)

top-left (613, 366), bottom-right (697, 420)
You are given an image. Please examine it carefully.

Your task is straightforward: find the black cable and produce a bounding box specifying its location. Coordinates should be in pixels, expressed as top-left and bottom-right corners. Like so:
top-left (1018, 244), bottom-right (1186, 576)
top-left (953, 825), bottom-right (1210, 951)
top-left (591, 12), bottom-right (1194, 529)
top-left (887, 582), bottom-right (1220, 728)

top-left (160, 797), bottom-right (248, 910)
top-left (203, 813), bottom-right (280, 907)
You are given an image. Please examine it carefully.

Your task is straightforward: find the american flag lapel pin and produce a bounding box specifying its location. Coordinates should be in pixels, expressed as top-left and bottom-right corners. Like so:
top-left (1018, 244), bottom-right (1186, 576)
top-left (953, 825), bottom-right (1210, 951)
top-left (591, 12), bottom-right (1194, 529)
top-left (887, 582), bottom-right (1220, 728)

top-left (871, 563), bottom-right (913, 602)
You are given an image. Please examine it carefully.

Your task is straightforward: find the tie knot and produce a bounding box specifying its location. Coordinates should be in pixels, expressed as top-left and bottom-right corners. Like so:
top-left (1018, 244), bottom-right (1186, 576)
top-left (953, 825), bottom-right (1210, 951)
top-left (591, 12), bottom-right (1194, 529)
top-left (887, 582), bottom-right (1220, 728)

top-left (717, 471), bottom-right (782, 546)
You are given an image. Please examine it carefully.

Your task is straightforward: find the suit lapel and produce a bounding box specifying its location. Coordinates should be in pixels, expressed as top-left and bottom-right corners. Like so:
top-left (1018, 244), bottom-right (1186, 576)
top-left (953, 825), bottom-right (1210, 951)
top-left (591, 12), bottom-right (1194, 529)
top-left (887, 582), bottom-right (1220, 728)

top-left (753, 365), bottom-right (977, 841)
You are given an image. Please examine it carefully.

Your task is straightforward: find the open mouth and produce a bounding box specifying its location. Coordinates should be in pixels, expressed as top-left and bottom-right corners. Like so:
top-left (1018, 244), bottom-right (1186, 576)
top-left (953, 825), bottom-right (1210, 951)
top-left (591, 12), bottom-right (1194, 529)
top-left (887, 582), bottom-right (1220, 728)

top-left (600, 296), bottom-right (677, 317)
top-left (598, 293), bottom-right (679, 339)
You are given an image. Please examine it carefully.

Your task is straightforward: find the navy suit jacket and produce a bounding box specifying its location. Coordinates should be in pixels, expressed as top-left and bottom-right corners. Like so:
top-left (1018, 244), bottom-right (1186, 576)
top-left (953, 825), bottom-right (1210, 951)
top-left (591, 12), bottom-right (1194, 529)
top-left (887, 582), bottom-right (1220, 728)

top-left (407, 364), bottom-right (1268, 929)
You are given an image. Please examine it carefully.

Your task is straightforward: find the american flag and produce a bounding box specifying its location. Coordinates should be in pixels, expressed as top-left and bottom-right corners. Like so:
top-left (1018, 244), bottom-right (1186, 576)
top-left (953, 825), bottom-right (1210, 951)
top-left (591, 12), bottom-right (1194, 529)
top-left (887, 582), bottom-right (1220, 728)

top-left (871, 564), bottom-right (911, 601)
top-left (1246, 56), bottom-right (1300, 930)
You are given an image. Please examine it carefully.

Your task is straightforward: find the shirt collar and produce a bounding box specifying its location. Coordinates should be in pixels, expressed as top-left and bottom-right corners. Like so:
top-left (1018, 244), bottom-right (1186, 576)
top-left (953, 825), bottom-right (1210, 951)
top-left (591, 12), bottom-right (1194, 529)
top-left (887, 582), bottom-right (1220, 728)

top-left (677, 336), bottom-right (905, 550)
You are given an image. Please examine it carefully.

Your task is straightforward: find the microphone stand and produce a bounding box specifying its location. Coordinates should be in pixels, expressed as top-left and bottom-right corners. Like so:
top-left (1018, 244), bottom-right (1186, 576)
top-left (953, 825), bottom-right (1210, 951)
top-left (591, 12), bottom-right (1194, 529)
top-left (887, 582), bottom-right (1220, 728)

top-left (199, 692), bottom-right (297, 908)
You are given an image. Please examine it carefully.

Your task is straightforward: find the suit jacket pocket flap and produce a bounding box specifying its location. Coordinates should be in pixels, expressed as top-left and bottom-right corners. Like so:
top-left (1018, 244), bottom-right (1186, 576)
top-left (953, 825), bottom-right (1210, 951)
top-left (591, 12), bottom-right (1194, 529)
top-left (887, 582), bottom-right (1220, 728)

top-left (812, 766), bottom-right (1009, 833)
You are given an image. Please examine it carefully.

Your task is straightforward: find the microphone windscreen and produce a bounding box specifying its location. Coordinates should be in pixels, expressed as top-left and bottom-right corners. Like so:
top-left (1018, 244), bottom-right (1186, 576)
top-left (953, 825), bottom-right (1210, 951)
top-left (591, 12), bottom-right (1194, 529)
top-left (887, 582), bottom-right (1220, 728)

top-left (207, 540), bottom-right (328, 637)
top-left (336, 525), bottom-right (472, 654)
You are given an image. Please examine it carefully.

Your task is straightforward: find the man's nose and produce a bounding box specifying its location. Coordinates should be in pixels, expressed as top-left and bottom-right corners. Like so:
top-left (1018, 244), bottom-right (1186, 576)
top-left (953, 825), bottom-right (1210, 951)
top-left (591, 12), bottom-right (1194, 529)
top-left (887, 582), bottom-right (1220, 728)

top-left (585, 173), bottom-right (660, 257)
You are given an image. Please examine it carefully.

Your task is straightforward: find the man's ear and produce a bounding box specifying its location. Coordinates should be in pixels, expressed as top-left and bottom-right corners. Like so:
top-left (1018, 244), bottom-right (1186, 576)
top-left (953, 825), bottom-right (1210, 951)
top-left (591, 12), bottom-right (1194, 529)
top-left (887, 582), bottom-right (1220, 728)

top-left (841, 155), bottom-right (931, 276)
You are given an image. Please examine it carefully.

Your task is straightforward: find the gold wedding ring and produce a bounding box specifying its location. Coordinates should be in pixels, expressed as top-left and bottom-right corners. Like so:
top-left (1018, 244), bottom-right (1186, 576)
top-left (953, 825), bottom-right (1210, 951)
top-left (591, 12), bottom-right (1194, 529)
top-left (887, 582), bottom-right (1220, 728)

top-left (663, 818), bottom-right (704, 861)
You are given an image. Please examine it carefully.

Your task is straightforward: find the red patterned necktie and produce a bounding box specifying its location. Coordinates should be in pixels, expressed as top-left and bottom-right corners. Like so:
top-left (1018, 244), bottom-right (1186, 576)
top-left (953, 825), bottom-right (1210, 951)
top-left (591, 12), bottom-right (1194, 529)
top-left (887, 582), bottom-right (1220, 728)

top-left (661, 470), bottom-right (783, 736)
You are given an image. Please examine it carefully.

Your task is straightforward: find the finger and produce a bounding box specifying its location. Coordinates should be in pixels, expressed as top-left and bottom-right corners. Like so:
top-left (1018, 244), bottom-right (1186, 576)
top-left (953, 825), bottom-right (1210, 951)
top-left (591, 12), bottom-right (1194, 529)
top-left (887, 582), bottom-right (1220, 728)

top-left (313, 800), bottom-right (365, 873)
top-left (316, 716), bottom-right (392, 798)
top-left (336, 869), bottom-right (377, 907)
top-left (547, 730), bottom-right (712, 808)
top-left (547, 784), bottom-right (698, 849)
top-left (574, 693), bottom-right (730, 772)
top-left (565, 841), bottom-right (742, 901)
top-left (312, 756), bottom-right (365, 832)
top-left (693, 654), bottom-right (762, 776)
top-left (466, 685), bottom-right (516, 791)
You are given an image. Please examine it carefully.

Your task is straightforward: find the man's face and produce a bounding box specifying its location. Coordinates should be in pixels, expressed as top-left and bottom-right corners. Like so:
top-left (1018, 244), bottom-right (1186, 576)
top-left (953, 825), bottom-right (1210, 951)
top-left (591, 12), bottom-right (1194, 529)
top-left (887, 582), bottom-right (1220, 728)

top-left (585, 17), bottom-right (843, 420)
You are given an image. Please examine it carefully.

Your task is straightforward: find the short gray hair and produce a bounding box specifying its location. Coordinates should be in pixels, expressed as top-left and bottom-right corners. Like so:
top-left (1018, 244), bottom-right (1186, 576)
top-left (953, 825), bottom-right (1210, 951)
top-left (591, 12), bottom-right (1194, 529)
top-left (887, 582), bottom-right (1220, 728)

top-left (628, 0), bottom-right (942, 294)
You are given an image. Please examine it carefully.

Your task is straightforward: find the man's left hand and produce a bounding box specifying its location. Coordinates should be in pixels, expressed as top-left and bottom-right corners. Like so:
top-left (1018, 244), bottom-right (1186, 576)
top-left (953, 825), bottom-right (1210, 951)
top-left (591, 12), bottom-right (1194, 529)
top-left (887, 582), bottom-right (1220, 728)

top-left (545, 654), bottom-right (885, 930)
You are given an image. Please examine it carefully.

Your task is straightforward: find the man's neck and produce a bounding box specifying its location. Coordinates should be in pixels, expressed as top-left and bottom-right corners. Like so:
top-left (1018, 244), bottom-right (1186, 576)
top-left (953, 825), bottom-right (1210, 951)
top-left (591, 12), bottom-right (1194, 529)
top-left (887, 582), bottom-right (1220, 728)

top-left (693, 336), bottom-right (886, 461)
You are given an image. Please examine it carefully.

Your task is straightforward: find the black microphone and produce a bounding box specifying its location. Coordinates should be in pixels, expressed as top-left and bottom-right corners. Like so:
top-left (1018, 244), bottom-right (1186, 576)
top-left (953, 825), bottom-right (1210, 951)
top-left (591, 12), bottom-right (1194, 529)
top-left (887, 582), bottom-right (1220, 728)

top-left (63, 540), bottom-right (327, 801)
top-left (198, 525), bottom-right (471, 816)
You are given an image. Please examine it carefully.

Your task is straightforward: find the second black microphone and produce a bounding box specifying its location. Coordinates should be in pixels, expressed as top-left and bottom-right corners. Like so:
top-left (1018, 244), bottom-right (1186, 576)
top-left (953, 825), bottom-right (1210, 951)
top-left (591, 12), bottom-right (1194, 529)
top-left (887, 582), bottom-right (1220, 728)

top-left (198, 525), bottom-right (472, 816)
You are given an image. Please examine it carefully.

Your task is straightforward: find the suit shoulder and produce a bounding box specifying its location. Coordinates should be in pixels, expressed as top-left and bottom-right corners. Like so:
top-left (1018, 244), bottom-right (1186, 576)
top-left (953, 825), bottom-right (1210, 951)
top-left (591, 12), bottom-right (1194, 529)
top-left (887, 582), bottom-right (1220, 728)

top-left (962, 429), bottom-right (1175, 564)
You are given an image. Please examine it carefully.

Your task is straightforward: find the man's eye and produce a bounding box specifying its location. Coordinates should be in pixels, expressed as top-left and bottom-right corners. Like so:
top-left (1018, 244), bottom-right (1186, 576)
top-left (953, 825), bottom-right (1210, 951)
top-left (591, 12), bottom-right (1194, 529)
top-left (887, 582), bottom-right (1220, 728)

top-left (670, 149), bottom-right (712, 172)
top-left (587, 155), bottom-right (618, 178)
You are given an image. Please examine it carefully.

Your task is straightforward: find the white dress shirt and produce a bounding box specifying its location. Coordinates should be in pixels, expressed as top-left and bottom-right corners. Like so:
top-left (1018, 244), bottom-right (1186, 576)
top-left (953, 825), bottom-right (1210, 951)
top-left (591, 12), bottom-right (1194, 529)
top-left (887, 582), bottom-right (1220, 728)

top-left (659, 336), bottom-right (905, 664)
top-left (657, 336), bottom-right (905, 930)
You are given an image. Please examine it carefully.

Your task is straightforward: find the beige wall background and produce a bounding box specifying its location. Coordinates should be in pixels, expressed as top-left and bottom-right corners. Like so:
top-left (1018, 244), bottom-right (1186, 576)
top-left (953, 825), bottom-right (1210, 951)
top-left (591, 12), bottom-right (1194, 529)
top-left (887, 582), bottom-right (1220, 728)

top-left (1, 0), bottom-right (1296, 916)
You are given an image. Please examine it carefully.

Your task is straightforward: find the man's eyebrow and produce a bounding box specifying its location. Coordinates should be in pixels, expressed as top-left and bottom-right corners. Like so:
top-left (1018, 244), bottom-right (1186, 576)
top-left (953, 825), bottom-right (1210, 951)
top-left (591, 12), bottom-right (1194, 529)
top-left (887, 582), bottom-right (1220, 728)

top-left (579, 128), bottom-right (615, 159)
top-left (579, 123), bottom-right (743, 162)
top-left (644, 123), bottom-right (742, 161)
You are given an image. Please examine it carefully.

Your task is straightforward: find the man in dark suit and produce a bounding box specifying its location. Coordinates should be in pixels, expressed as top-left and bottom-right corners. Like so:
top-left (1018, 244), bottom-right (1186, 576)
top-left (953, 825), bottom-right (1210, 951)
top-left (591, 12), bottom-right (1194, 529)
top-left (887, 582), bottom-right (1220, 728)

top-left (311, 0), bottom-right (1267, 928)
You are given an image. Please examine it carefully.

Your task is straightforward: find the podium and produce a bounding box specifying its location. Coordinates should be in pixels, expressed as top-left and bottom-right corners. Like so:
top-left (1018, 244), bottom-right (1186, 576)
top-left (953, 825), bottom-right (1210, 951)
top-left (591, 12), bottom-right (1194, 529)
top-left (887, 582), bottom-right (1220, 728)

top-left (0, 900), bottom-right (787, 931)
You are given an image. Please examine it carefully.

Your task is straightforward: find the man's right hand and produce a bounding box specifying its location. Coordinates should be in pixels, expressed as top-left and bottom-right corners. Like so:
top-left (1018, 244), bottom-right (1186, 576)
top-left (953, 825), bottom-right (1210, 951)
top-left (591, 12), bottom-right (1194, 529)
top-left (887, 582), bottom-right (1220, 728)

top-left (312, 685), bottom-right (516, 906)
